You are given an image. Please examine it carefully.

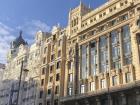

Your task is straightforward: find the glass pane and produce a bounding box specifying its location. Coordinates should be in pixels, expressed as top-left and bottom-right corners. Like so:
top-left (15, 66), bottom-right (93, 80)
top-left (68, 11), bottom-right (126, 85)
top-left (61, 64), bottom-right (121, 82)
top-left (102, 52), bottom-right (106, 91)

top-left (90, 42), bottom-right (97, 75)
top-left (81, 45), bottom-right (89, 79)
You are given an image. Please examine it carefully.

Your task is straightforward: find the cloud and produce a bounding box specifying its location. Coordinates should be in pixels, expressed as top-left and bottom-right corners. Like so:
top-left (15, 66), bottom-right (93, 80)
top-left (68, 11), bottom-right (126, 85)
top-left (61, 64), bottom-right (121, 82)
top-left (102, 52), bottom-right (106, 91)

top-left (0, 22), bottom-right (15, 64)
top-left (0, 20), bottom-right (51, 63)
top-left (17, 20), bottom-right (50, 38)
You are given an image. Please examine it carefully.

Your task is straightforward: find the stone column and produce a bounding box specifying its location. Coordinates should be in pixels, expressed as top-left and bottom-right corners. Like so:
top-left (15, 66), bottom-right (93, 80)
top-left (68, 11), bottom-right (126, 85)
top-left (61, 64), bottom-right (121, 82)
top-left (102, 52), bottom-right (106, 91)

top-left (79, 46), bottom-right (82, 79)
top-left (96, 38), bottom-right (100, 74)
top-left (87, 42), bottom-right (90, 77)
top-left (88, 42), bottom-right (91, 76)
top-left (118, 28), bottom-right (124, 67)
top-left (121, 93), bottom-right (127, 105)
top-left (130, 27), bottom-right (140, 80)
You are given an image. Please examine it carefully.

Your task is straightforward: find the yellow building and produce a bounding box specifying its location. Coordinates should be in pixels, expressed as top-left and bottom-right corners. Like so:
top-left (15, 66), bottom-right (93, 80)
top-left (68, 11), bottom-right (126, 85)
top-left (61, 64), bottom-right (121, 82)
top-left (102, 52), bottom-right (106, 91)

top-left (40, 0), bottom-right (140, 104)
top-left (1, 0), bottom-right (140, 105)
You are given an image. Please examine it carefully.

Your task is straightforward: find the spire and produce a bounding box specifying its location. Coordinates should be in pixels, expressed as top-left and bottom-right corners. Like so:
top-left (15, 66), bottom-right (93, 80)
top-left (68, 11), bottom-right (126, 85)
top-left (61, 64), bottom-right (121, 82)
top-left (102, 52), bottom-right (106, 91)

top-left (11, 31), bottom-right (28, 49)
top-left (19, 30), bottom-right (23, 37)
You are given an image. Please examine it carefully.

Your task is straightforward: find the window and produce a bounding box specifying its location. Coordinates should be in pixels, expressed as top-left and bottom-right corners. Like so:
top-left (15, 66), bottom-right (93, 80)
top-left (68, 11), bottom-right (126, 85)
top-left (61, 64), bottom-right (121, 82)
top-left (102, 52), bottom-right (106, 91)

top-left (51, 54), bottom-right (55, 61)
top-left (58, 50), bottom-right (61, 57)
top-left (111, 31), bottom-right (119, 44)
top-left (122, 25), bottom-right (130, 39)
top-left (42, 68), bottom-right (45, 75)
top-left (112, 76), bottom-right (118, 86)
top-left (39, 91), bottom-right (43, 98)
top-left (56, 74), bottom-right (60, 81)
top-left (49, 77), bottom-right (53, 82)
top-left (68, 87), bottom-right (72, 96)
top-left (56, 61), bottom-right (61, 69)
top-left (90, 82), bottom-right (95, 91)
top-left (111, 19), bottom-right (117, 26)
top-left (123, 41), bottom-right (131, 56)
top-left (50, 65), bottom-right (54, 73)
top-left (100, 25), bottom-right (105, 31)
top-left (90, 19), bottom-right (93, 23)
top-left (111, 30), bottom-right (121, 69)
top-left (81, 45), bottom-right (89, 79)
top-left (137, 19), bottom-right (140, 28)
top-left (112, 47), bottom-right (120, 59)
top-left (122, 25), bottom-right (132, 65)
top-left (48, 89), bottom-right (51, 95)
top-left (55, 86), bottom-right (59, 94)
top-left (43, 57), bottom-right (46, 64)
top-left (52, 44), bottom-right (54, 51)
top-left (124, 57), bottom-right (132, 65)
top-left (58, 39), bottom-right (62, 46)
top-left (53, 35), bottom-right (56, 41)
top-left (120, 14), bottom-right (128, 21)
top-left (68, 73), bottom-right (73, 82)
top-left (99, 14), bottom-right (102, 18)
top-left (41, 79), bottom-right (44, 86)
top-left (109, 8), bottom-right (113, 12)
top-left (44, 47), bottom-right (47, 53)
top-left (125, 73), bottom-right (131, 83)
top-left (120, 2), bottom-right (124, 6)
top-left (101, 79), bottom-right (106, 89)
top-left (68, 61), bottom-right (72, 70)
top-left (91, 30), bottom-right (96, 35)
top-left (90, 41), bottom-right (97, 75)
top-left (112, 61), bottom-right (121, 70)
top-left (99, 36), bottom-right (108, 72)
top-left (80, 84), bottom-right (85, 94)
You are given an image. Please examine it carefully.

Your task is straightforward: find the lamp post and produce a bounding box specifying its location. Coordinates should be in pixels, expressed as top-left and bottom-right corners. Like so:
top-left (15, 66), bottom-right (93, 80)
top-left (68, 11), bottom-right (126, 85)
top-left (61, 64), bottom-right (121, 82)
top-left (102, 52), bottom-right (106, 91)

top-left (107, 76), bottom-right (110, 105)
top-left (16, 60), bottom-right (29, 105)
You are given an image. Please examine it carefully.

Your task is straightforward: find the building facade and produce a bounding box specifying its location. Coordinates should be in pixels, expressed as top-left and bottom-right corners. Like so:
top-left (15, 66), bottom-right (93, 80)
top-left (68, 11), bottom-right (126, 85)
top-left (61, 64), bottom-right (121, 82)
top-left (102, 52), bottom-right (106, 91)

top-left (1, 0), bottom-right (140, 105)
top-left (61, 0), bottom-right (140, 105)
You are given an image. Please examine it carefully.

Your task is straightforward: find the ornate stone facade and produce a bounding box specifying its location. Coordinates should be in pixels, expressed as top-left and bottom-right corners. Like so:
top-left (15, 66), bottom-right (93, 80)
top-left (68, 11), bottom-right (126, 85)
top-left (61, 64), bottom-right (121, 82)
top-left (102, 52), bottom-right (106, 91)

top-left (1, 0), bottom-right (140, 105)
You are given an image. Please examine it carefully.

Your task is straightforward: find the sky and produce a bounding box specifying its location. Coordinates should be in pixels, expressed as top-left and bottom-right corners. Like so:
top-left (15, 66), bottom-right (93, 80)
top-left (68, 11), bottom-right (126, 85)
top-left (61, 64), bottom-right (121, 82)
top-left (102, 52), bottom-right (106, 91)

top-left (0, 0), bottom-right (107, 63)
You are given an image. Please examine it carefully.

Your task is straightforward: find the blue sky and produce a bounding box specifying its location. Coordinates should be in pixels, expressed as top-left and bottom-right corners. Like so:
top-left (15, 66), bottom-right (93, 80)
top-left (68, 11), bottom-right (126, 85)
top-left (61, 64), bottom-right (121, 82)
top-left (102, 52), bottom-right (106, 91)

top-left (0, 0), bottom-right (107, 63)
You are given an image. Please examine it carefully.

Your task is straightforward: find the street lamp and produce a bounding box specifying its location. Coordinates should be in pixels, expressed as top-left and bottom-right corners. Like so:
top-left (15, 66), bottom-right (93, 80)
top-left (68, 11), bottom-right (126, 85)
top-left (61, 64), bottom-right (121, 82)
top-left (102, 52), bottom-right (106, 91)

top-left (16, 60), bottom-right (29, 105)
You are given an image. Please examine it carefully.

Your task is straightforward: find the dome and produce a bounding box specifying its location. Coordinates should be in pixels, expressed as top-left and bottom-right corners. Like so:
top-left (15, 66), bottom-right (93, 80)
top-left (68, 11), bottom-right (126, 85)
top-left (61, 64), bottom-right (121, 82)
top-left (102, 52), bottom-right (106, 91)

top-left (11, 31), bottom-right (28, 49)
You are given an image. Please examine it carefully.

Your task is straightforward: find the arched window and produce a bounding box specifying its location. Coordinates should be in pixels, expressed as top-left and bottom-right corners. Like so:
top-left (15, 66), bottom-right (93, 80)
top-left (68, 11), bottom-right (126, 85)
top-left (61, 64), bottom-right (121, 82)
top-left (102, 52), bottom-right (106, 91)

top-left (137, 19), bottom-right (140, 28)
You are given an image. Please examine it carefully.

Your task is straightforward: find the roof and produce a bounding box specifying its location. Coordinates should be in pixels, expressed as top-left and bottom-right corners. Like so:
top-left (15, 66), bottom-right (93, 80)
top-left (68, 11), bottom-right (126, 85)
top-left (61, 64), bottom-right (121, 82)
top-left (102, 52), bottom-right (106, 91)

top-left (12, 31), bottom-right (28, 49)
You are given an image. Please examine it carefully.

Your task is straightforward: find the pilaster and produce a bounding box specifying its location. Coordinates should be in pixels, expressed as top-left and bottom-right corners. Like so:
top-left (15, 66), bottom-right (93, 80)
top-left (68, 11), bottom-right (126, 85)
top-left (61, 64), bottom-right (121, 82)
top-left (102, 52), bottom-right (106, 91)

top-left (130, 23), bottom-right (140, 80)
top-left (96, 38), bottom-right (100, 75)
top-left (107, 33), bottom-right (111, 73)
top-left (118, 28), bottom-right (124, 67)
